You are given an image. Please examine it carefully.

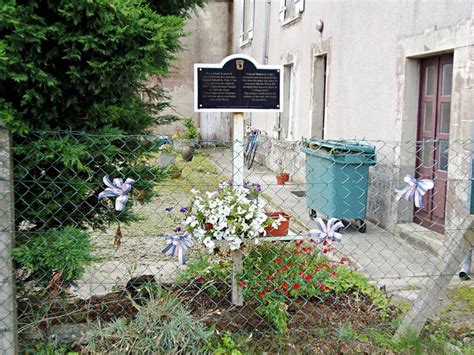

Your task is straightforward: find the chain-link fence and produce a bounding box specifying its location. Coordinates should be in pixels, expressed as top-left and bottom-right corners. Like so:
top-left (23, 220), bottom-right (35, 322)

top-left (1, 129), bottom-right (473, 353)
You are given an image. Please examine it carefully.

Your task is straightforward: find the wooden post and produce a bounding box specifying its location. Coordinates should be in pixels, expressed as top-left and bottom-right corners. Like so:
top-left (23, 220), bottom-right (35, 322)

top-left (0, 121), bottom-right (17, 354)
top-left (395, 220), bottom-right (474, 338)
top-left (232, 112), bottom-right (244, 306)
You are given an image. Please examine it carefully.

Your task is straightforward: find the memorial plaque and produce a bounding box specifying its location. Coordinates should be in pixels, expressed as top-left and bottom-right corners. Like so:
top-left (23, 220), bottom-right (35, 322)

top-left (194, 54), bottom-right (283, 112)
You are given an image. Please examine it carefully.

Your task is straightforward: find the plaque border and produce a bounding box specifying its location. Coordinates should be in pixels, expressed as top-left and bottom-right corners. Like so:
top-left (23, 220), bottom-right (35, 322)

top-left (194, 54), bottom-right (283, 113)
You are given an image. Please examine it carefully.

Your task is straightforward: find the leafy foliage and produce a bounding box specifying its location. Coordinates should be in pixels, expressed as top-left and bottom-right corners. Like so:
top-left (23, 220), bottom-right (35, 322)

top-left (86, 287), bottom-right (213, 353)
top-left (181, 241), bottom-right (391, 333)
top-left (11, 226), bottom-right (94, 282)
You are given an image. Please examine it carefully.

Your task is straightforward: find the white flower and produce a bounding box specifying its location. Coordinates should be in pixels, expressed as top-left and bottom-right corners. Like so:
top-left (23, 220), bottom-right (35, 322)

top-left (190, 188), bottom-right (199, 194)
top-left (229, 237), bottom-right (243, 250)
top-left (203, 237), bottom-right (215, 252)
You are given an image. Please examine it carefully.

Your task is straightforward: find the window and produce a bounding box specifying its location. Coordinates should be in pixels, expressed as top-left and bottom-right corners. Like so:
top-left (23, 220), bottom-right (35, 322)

top-left (240, 0), bottom-right (254, 46)
top-left (279, 0), bottom-right (304, 23)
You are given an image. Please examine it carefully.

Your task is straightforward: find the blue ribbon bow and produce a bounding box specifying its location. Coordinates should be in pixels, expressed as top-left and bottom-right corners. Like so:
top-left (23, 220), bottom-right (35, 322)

top-left (98, 176), bottom-right (135, 211)
top-left (395, 174), bottom-right (434, 208)
top-left (161, 233), bottom-right (193, 265)
top-left (308, 217), bottom-right (344, 243)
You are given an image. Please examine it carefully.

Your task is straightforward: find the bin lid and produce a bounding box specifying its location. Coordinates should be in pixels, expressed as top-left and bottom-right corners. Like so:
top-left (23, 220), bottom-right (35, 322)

top-left (306, 139), bottom-right (375, 154)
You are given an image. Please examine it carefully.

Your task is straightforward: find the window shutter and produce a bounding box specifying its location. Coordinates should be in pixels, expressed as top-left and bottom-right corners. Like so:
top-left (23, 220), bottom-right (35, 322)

top-left (248, 0), bottom-right (255, 40)
top-left (294, 0), bottom-right (304, 13)
top-left (279, 0), bottom-right (286, 22)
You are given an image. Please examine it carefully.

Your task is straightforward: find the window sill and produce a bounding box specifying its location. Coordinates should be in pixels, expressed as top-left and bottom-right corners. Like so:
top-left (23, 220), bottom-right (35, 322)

top-left (240, 38), bottom-right (253, 49)
top-left (281, 15), bottom-right (301, 28)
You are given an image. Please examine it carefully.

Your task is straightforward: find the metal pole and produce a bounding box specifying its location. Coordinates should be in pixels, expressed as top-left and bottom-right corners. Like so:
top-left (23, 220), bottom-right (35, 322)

top-left (232, 112), bottom-right (244, 306)
top-left (0, 120), bottom-right (17, 354)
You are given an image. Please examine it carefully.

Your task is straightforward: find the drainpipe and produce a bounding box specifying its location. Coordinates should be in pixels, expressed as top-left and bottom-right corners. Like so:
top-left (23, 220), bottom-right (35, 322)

top-left (262, 0), bottom-right (271, 64)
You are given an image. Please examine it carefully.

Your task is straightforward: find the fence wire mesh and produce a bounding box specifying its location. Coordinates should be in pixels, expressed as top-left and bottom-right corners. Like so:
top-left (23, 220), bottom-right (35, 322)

top-left (1, 129), bottom-right (473, 353)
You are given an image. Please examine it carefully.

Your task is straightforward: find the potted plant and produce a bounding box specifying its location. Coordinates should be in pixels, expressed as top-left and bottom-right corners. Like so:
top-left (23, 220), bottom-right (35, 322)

top-left (264, 211), bottom-right (291, 236)
top-left (276, 159), bottom-right (290, 185)
top-left (156, 143), bottom-right (177, 168)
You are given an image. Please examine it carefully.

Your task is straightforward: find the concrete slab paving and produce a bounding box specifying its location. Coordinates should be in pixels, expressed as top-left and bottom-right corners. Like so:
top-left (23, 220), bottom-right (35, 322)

top-left (206, 148), bottom-right (453, 292)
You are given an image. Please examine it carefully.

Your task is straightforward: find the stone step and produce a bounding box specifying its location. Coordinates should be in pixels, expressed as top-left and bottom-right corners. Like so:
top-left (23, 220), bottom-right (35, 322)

top-left (397, 223), bottom-right (444, 257)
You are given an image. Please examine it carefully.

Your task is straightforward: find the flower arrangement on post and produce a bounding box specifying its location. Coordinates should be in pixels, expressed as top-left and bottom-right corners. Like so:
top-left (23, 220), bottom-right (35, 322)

top-left (184, 181), bottom-right (280, 252)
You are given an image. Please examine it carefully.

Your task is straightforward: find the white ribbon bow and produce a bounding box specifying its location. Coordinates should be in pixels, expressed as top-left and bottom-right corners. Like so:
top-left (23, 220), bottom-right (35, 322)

top-left (395, 174), bottom-right (434, 208)
top-left (98, 176), bottom-right (135, 211)
top-left (308, 217), bottom-right (344, 243)
top-left (161, 233), bottom-right (193, 265)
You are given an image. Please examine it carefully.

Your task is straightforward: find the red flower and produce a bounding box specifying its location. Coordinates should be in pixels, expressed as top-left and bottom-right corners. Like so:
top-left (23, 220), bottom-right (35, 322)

top-left (331, 271), bottom-right (337, 277)
top-left (295, 240), bottom-right (304, 247)
top-left (324, 249), bottom-right (330, 254)
top-left (293, 283), bottom-right (301, 290)
top-left (321, 263), bottom-right (329, 269)
top-left (239, 281), bottom-right (248, 287)
top-left (300, 262), bottom-right (305, 268)
top-left (275, 257), bottom-right (283, 264)
top-left (267, 276), bottom-right (274, 281)
top-left (276, 269), bottom-right (282, 275)
top-left (283, 290), bottom-right (289, 295)
top-left (288, 261), bottom-right (294, 266)
top-left (281, 265), bottom-right (289, 271)
top-left (305, 274), bottom-right (314, 282)
top-left (282, 282), bottom-right (289, 289)
top-left (294, 249), bottom-right (301, 255)
top-left (265, 286), bottom-right (271, 291)
top-left (340, 257), bottom-right (347, 265)
top-left (196, 277), bottom-right (205, 283)
top-left (298, 271), bottom-right (304, 276)
top-left (322, 240), bottom-right (328, 247)
top-left (259, 291), bottom-right (266, 297)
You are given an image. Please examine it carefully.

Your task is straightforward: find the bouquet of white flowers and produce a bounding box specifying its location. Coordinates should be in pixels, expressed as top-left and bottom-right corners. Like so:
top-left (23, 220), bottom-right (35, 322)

top-left (184, 181), bottom-right (279, 252)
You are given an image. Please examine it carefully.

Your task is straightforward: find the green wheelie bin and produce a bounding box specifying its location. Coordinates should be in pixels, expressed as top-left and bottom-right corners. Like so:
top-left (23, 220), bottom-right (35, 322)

top-left (300, 140), bottom-right (377, 233)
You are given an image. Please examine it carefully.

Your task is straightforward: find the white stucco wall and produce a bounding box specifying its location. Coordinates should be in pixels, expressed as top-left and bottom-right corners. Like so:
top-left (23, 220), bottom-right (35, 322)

top-left (233, 0), bottom-right (473, 142)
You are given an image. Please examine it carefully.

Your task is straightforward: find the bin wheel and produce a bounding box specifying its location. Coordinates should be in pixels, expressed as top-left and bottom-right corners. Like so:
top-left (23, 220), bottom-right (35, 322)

top-left (309, 209), bottom-right (317, 219)
top-left (356, 219), bottom-right (367, 233)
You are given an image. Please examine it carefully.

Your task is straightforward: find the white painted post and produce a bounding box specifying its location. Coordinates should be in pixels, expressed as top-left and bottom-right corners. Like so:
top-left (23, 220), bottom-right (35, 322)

top-left (232, 112), bottom-right (244, 306)
top-left (0, 121), bottom-right (17, 354)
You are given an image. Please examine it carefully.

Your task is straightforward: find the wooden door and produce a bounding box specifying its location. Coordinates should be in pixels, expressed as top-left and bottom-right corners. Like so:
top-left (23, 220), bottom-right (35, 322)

top-left (414, 55), bottom-right (453, 234)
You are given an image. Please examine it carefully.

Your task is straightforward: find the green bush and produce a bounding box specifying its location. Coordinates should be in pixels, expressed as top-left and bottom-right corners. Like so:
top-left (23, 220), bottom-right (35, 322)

top-left (0, 0), bottom-right (203, 283)
top-left (11, 226), bottom-right (94, 282)
top-left (86, 288), bottom-right (212, 353)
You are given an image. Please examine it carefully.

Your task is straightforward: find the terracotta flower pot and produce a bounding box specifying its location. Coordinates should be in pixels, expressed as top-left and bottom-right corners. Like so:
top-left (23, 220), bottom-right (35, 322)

top-left (264, 211), bottom-right (291, 236)
top-left (276, 173), bottom-right (290, 185)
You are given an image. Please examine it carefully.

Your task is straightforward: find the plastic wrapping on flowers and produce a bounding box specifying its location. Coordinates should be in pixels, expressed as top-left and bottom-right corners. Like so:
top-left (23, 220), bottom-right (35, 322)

top-left (184, 181), bottom-right (281, 252)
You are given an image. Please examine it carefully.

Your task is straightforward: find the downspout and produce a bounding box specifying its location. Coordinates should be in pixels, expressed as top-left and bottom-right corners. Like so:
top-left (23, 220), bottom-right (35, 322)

top-left (262, 0), bottom-right (271, 64)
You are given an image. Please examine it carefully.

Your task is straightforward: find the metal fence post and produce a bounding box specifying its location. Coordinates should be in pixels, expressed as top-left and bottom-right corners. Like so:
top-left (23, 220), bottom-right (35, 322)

top-left (0, 120), bottom-right (17, 354)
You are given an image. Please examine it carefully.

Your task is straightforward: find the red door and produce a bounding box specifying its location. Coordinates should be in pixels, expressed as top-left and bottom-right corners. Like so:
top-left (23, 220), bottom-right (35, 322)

top-left (414, 55), bottom-right (453, 234)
